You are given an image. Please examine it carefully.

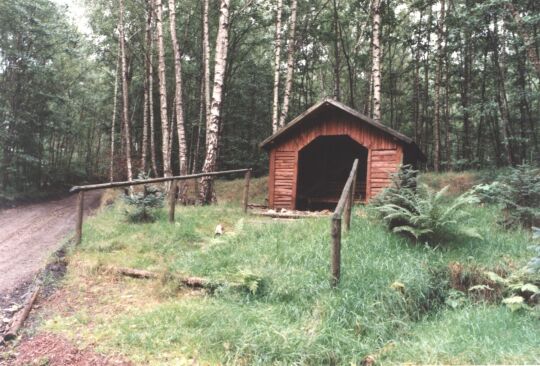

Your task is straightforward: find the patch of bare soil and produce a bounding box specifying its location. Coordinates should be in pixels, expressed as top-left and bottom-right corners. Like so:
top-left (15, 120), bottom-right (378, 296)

top-left (0, 192), bottom-right (100, 343)
top-left (5, 332), bottom-right (131, 366)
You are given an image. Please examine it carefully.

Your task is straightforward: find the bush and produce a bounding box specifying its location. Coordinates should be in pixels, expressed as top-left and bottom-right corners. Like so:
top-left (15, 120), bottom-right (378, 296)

top-left (123, 181), bottom-right (164, 223)
top-left (371, 166), bottom-right (481, 244)
top-left (472, 164), bottom-right (540, 228)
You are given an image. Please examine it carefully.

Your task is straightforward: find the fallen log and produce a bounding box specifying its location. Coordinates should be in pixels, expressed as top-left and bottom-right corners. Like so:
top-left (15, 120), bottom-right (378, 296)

top-left (112, 266), bottom-right (158, 279)
top-left (3, 285), bottom-right (41, 341)
top-left (109, 266), bottom-right (212, 289)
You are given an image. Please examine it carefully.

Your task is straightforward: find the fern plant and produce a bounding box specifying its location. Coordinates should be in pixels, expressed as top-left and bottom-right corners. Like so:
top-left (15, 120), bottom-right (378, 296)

top-left (371, 166), bottom-right (481, 243)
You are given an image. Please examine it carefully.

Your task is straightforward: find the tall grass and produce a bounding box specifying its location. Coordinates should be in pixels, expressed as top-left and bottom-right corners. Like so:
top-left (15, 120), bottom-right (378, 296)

top-left (40, 196), bottom-right (538, 365)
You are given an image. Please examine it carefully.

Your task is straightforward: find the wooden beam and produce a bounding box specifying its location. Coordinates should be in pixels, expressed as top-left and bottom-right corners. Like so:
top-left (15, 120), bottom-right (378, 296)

top-left (70, 168), bottom-right (251, 193)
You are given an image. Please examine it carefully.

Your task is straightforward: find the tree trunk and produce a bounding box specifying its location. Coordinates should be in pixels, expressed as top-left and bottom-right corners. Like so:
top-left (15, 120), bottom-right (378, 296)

top-left (203, 0), bottom-right (211, 146)
top-left (119, 0), bottom-right (133, 181)
top-left (169, 0), bottom-right (188, 200)
top-left (433, 0), bottom-right (444, 172)
top-left (332, 0), bottom-right (341, 101)
top-left (370, 0), bottom-right (382, 122)
top-left (148, 5), bottom-right (158, 177)
top-left (491, 17), bottom-right (514, 165)
top-left (109, 48), bottom-right (120, 182)
top-left (141, 1), bottom-right (152, 174)
top-left (278, 0), bottom-right (298, 128)
top-left (271, 0), bottom-right (283, 133)
top-left (199, 0), bottom-right (231, 204)
top-left (155, 0), bottom-right (172, 177)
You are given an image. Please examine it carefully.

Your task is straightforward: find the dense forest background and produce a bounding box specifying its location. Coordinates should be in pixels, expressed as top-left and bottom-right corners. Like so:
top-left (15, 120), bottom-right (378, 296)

top-left (1, 0), bottom-right (539, 196)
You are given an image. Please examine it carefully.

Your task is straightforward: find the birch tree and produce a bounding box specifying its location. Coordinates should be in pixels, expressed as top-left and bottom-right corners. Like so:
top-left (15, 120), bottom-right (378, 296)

top-left (169, 0), bottom-right (188, 200)
top-left (155, 0), bottom-right (172, 177)
top-left (370, 0), bottom-right (382, 122)
top-left (271, 0), bottom-right (283, 133)
top-left (278, 0), bottom-right (297, 128)
top-left (199, 0), bottom-right (230, 203)
top-left (119, 0), bottom-right (133, 181)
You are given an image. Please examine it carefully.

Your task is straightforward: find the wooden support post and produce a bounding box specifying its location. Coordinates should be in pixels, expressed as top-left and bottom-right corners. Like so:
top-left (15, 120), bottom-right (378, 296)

top-left (168, 180), bottom-right (177, 223)
top-left (331, 217), bottom-right (342, 287)
top-left (75, 191), bottom-right (84, 245)
top-left (243, 169), bottom-right (251, 213)
top-left (344, 188), bottom-right (353, 231)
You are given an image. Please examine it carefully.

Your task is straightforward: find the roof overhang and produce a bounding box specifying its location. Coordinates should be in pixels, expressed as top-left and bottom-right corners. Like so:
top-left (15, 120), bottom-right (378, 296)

top-left (260, 98), bottom-right (426, 161)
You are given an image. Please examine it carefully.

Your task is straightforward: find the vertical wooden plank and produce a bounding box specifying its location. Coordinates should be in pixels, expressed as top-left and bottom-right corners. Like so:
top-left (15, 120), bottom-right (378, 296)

top-left (168, 180), bottom-right (176, 223)
top-left (268, 149), bottom-right (275, 209)
top-left (243, 169), bottom-right (251, 213)
top-left (75, 191), bottom-right (84, 245)
top-left (331, 217), bottom-right (342, 287)
top-left (366, 149), bottom-right (372, 201)
top-left (290, 150), bottom-right (299, 210)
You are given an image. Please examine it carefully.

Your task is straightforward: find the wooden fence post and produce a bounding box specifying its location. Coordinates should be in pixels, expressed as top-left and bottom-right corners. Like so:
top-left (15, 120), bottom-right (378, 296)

top-left (168, 180), bottom-right (177, 223)
top-left (243, 169), bottom-right (251, 213)
top-left (331, 216), bottom-right (342, 287)
top-left (75, 191), bottom-right (84, 245)
top-left (344, 189), bottom-right (351, 232)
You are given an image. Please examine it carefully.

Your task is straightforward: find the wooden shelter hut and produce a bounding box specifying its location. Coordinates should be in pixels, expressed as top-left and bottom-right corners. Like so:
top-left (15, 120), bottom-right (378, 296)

top-left (260, 98), bottom-right (425, 210)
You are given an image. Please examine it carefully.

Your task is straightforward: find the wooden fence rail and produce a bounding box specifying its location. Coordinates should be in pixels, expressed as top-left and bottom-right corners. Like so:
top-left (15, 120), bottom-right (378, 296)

top-left (71, 168), bottom-right (252, 245)
top-left (330, 159), bottom-right (359, 287)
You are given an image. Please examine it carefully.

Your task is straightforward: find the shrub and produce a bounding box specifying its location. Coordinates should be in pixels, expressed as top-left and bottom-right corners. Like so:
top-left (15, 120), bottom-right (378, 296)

top-left (123, 180), bottom-right (164, 223)
top-left (371, 166), bottom-right (481, 244)
top-left (472, 164), bottom-right (540, 228)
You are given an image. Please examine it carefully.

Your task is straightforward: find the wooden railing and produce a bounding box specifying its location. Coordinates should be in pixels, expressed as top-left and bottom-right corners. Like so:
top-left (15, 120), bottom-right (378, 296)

top-left (330, 159), bottom-right (359, 287)
top-left (70, 168), bottom-right (252, 245)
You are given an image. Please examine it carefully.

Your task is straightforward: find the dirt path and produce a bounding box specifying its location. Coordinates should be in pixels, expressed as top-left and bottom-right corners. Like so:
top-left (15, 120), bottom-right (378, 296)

top-left (0, 192), bottom-right (101, 297)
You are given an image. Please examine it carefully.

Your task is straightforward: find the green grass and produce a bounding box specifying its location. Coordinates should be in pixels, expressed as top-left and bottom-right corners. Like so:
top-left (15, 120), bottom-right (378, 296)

top-left (39, 180), bottom-right (539, 365)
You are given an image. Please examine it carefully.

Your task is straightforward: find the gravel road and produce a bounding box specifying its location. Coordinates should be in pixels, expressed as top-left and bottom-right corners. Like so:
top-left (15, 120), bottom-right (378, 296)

top-left (0, 192), bottom-right (101, 297)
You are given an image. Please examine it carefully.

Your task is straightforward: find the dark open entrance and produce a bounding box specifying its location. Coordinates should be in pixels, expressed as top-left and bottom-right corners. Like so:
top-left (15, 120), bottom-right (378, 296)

top-left (296, 135), bottom-right (368, 210)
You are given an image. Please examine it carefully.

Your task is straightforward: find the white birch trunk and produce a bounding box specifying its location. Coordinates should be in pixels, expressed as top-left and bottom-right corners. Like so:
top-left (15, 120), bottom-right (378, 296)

top-left (371, 0), bottom-right (382, 122)
top-left (200, 0), bottom-right (230, 204)
top-left (203, 0), bottom-right (211, 149)
top-left (271, 0), bottom-right (283, 133)
top-left (119, 0), bottom-right (133, 181)
top-left (155, 0), bottom-right (172, 177)
top-left (278, 0), bottom-right (297, 128)
top-left (168, 0), bottom-right (187, 178)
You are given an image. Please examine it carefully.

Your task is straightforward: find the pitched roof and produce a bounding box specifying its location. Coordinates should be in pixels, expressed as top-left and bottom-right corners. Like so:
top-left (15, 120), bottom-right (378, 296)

top-left (260, 98), bottom-right (425, 160)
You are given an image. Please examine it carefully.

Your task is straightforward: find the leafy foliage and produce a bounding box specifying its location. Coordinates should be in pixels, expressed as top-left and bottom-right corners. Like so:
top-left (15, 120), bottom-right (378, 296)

top-left (475, 228), bottom-right (540, 312)
top-left (473, 164), bottom-right (540, 228)
top-left (371, 166), bottom-right (481, 243)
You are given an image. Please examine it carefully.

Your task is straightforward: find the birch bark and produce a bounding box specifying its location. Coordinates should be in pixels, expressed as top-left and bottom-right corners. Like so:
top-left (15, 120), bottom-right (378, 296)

top-left (200, 0), bottom-right (230, 203)
top-left (278, 0), bottom-right (297, 128)
top-left (271, 0), bottom-right (283, 133)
